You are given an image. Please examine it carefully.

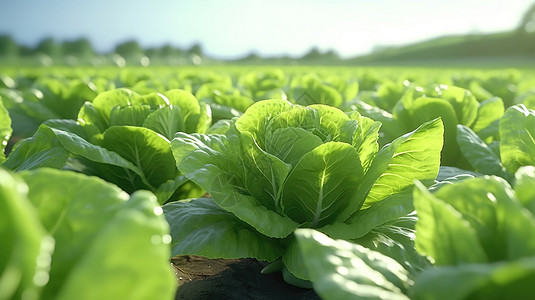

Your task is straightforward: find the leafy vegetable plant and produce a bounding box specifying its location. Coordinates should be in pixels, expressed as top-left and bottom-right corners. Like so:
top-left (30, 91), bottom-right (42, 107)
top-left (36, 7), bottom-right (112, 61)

top-left (291, 166), bottom-right (535, 300)
top-left (0, 167), bottom-right (176, 300)
top-left (457, 104), bottom-right (535, 182)
top-left (5, 88), bottom-right (211, 203)
top-left (410, 168), bottom-right (535, 300)
top-left (164, 99), bottom-right (444, 285)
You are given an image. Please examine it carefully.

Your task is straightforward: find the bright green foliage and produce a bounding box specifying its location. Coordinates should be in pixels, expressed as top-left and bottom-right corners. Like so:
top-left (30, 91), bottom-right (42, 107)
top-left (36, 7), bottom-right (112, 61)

top-left (411, 256), bottom-right (535, 300)
top-left (166, 99), bottom-right (444, 282)
top-left (195, 82), bottom-right (254, 121)
top-left (411, 171), bottom-right (535, 300)
top-left (295, 229), bottom-right (412, 300)
top-left (1, 168), bottom-right (176, 300)
top-left (238, 69), bottom-right (287, 100)
top-left (6, 88), bottom-right (210, 202)
top-left (499, 104), bottom-right (535, 173)
top-left (3, 124), bottom-right (70, 171)
top-left (457, 124), bottom-right (512, 181)
top-left (0, 168), bottom-right (53, 300)
top-left (289, 74), bottom-right (344, 107)
top-left (457, 104), bottom-right (535, 182)
top-left (163, 198), bottom-right (284, 260)
top-left (0, 97), bottom-right (12, 163)
top-left (470, 97), bottom-right (504, 142)
top-left (391, 85), bottom-right (479, 167)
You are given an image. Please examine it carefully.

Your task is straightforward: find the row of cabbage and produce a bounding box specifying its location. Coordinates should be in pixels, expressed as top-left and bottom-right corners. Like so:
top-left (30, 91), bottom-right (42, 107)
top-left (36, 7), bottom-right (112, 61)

top-left (1, 66), bottom-right (535, 300)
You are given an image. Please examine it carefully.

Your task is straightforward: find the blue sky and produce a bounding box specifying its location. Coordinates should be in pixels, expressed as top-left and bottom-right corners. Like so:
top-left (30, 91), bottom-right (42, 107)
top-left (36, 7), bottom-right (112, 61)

top-left (0, 0), bottom-right (533, 58)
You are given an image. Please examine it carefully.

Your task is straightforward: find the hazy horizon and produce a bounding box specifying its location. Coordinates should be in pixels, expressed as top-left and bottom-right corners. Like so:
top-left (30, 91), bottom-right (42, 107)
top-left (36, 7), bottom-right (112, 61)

top-left (0, 0), bottom-right (533, 59)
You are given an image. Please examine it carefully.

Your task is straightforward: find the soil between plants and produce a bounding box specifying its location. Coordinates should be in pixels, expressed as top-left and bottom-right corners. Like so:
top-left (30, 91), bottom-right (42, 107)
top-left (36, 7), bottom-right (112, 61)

top-left (171, 255), bottom-right (320, 300)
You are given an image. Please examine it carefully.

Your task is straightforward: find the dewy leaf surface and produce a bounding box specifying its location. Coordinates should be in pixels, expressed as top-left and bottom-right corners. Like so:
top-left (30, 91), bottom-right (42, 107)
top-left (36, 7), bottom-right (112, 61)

top-left (514, 166), bottom-right (535, 214)
top-left (20, 169), bottom-right (176, 300)
top-left (319, 189), bottom-right (414, 240)
top-left (0, 169), bottom-right (53, 300)
top-left (411, 256), bottom-right (535, 300)
top-left (0, 98), bottom-right (12, 163)
top-left (163, 198), bottom-right (284, 261)
top-left (3, 125), bottom-right (69, 171)
top-left (295, 229), bottom-right (411, 300)
top-left (499, 104), bottom-right (535, 173)
top-left (280, 142), bottom-right (364, 227)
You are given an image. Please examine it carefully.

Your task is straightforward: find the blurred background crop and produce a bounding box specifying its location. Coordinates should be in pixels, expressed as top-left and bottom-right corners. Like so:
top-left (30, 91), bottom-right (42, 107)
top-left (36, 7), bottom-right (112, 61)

top-left (0, 0), bottom-right (534, 66)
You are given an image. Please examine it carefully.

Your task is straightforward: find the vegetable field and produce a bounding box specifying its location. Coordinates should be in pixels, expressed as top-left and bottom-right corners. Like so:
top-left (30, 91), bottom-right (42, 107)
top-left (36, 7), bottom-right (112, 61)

top-left (2, 65), bottom-right (535, 300)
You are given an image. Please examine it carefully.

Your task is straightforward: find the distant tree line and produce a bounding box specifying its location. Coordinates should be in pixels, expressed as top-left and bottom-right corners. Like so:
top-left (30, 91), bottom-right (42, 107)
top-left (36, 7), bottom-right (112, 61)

top-left (0, 34), bottom-right (345, 65)
top-left (0, 35), bottom-right (204, 61)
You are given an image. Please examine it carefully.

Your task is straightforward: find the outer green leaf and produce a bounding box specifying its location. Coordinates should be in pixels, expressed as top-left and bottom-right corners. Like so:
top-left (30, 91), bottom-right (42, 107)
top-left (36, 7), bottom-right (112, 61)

top-left (21, 169), bottom-right (176, 300)
top-left (456, 125), bottom-right (511, 181)
top-left (153, 174), bottom-right (189, 205)
top-left (499, 104), bottom-right (535, 173)
top-left (348, 111), bottom-right (381, 173)
top-left (319, 189), bottom-right (413, 240)
top-left (143, 105), bottom-right (185, 141)
top-left (163, 198), bottom-right (284, 261)
top-left (77, 102), bottom-right (108, 133)
top-left (171, 132), bottom-right (300, 238)
top-left (101, 126), bottom-right (177, 190)
top-left (46, 126), bottom-right (147, 182)
top-left (355, 216), bottom-right (431, 276)
top-left (3, 125), bottom-right (69, 171)
top-left (435, 166), bottom-right (480, 182)
top-left (196, 102), bottom-right (212, 133)
top-left (0, 98), bottom-right (11, 163)
top-left (280, 142), bottom-right (364, 227)
top-left (206, 119), bottom-right (232, 135)
top-left (411, 256), bottom-right (535, 300)
top-left (295, 229), bottom-right (411, 300)
top-left (362, 118), bottom-right (443, 208)
top-left (430, 175), bottom-right (535, 261)
top-left (514, 166), bottom-right (535, 214)
top-left (281, 236), bottom-right (311, 281)
top-left (413, 181), bottom-right (487, 265)
top-left (472, 97), bottom-right (504, 135)
top-left (0, 169), bottom-right (53, 300)
top-left (43, 119), bottom-right (94, 141)
top-left (410, 98), bottom-right (459, 167)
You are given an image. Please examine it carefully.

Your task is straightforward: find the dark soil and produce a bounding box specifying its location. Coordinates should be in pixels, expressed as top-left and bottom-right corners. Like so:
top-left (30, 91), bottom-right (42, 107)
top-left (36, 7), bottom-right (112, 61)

top-left (171, 255), bottom-right (320, 300)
